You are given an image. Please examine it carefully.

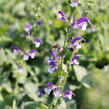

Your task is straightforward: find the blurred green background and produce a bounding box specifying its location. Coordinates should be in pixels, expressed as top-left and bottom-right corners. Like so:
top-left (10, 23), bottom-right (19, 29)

top-left (0, 0), bottom-right (109, 109)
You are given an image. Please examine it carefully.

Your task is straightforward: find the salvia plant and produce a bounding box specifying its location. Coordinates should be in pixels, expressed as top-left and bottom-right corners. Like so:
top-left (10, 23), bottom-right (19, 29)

top-left (44, 0), bottom-right (93, 108)
top-left (10, 0), bottom-right (95, 109)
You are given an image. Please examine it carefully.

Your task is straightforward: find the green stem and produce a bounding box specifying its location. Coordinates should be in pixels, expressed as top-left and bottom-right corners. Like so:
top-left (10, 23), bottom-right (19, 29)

top-left (49, 26), bottom-right (70, 109)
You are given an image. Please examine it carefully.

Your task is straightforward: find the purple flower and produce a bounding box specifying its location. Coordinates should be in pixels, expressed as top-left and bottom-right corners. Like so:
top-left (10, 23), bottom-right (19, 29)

top-left (11, 46), bottom-right (20, 54)
top-left (48, 50), bottom-right (58, 73)
top-left (49, 60), bottom-right (56, 66)
top-left (70, 0), bottom-right (78, 7)
top-left (77, 17), bottom-right (91, 31)
top-left (57, 47), bottom-right (61, 52)
top-left (33, 38), bottom-right (43, 48)
top-left (37, 20), bottom-right (43, 26)
top-left (23, 53), bottom-right (29, 61)
top-left (77, 17), bottom-right (91, 24)
top-left (49, 50), bottom-right (56, 60)
top-left (37, 89), bottom-right (44, 96)
top-left (47, 81), bottom-right (53, 87)
top-left (29, 49), bottom-right (36, 59)
top-left (53, 87), bottom-right (62, 98)
top-left (18, 66), bottom-right (22, 72)
top-left (48, 66), bottom-right (57, 74)
top-left (72, 36), bottom-right (83, 49)
top-left (70, 18), bottom-right (78, 29)
top-left (72, 21), bottom-right (78, 29)
top-left (25, 24), bottom-right (31, 35)
top-left (64, 90), bottom-right (73, 100)
top-left (72, 54), bottom-right (81, 65)
top-left (44, 87), bottom-right (54, 95)
top-left (44, 81), bottom-right (55, 95)
top-left (57, 11), bottom-right (66, 22)
top-left (71, 17), bottom-right (91, 31)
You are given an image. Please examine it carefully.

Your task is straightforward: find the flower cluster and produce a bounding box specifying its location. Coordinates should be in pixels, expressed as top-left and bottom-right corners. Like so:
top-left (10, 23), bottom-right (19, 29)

top-left (25, 21), bottom-right (43, 36)
top-left (11, 22), bottom-right (43, 72)
top-left (45, 0), bottom-right (92, 103)
top-left (44, 82), bottom-right (74, 99)
top-left (48, 50), bottom-right (58, 73)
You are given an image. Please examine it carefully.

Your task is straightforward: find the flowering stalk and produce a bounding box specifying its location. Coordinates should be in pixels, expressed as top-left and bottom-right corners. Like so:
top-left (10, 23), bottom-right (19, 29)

top-left (49, 26), bottom-right (70, 109)
top-left (44, 0), bottom-right (92, 108)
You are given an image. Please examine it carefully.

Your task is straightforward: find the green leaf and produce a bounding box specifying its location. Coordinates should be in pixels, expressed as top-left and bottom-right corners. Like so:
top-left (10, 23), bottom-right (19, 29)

top-left (57, 99), bottom-right (67, 109)
top-left (23, 101), bottom-right (38, 109)
top-left (66, 100), bottom-right (77, 109)
top-left (73, 65), bottom-right (91, 88)
top-left (38, 103), bottom-right (48, 109)
top-left (24, 82), bottom-right (38, 101)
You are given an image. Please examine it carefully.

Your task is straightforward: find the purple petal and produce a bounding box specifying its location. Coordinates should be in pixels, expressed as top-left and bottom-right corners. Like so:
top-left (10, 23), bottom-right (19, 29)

top-left (77, 17), bottom-right (91, 25)
top-left (37, 20), bottom-right (43, 25)
top-left (37, 89), bottom-right (44, 96)
top-left (57, 11), bottom-right (66, 22)
top-left (18, 66), bottom-right (22, 72)
top-left (64, 90), bottom-right (73, 100)
top-left (49, 50), bottom-right (56, 60)
top-left (34, 38), bottom-right (43, 43)
top-left (33, 38), bottom-right (43, 47)
top-left (53, 87), bottom-right (62, 98)
top-left (48, 66), bottom-right (57, 74)
top-left (46, 81), bottom-right (53, 87)
top-left (72, 36), bottom-right (82, 44)
top-left (29, 49), bottom-right (36, 59)
top-left (49, 60), bottom-right (56, 66)
top-left (58, 11), bottom-right (65, 17)
top-left (71, 36), bottom-right (83, 49)
top-left (70, 0), bottom-right (78, 7)
top-left (44, 87), bottom-right (53, 95)
top-left (72, 54), bottom-right (81, 61)
top-left (11, 45), bottom-right (20, 54)
top-left (25, 24), bottom-right (32, 35)
top-left (23, 53), bottom-right (29, 61)
top-left (72, 54), bottom-right (81, 64)
top-left (64, 90), bottom-right (72, 95)
top-left (25, 24), bottom-right (31, 32)
top-left (70, 18), bottom-right (78, 29)
top-left (11, 45), bottom-right (19, 49)
top-left (57, 16), bottom-right (66, 22)
top-left (26, 24), bottom-right (31, 28)
top-left (29, 49), bottom-right (36, 53)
